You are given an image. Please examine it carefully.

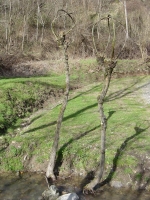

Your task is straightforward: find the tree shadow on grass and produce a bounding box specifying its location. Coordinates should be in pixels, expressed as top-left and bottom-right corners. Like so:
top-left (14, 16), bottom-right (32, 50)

top-left (22, 103), bottom-right (97, 134)
top-left (21, 76), bottom-right (148, 135)
top-left (54, 110), bottom-right (116, 178)
top-left (107, 111), bottom-right (116, 120)
top-left (70, 85), bottom-right (100, 102)
top-left (0, 115), bottom-right (44, 136)
top-left (22, 77), bottom-right (148, 135)
top-left (54, 125), bottom-right (100, 177)
top-left (105, 77), bottom-right (149, 102)
top-left (20, 84), bottom-right (101, 135)
top-left (94, 125), bottom-right (150, 190)
top-left (81, 125), bottom-right (149, 192)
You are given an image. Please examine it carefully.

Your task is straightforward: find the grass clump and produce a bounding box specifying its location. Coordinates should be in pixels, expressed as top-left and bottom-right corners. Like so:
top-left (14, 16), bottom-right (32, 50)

top-left (0, 75), bottom-right (66, 134)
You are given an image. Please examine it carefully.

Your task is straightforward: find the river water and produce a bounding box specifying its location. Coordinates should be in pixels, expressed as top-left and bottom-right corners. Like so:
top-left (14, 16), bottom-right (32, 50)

top-left (0, 172), bottom-right (150, 200)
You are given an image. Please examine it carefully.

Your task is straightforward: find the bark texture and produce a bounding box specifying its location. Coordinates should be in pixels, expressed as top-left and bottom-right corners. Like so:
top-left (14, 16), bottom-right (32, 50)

top-left (83, 59), bottom-right (117, 193)
top-left (46, 43), bottom-right (70, 180)
top-left (46, 10), bottom-right (75, 181)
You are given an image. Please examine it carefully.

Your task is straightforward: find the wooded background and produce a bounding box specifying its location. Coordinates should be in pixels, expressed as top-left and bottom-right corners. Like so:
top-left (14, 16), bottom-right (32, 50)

top-left (0, 0), bottom-right (149, 60)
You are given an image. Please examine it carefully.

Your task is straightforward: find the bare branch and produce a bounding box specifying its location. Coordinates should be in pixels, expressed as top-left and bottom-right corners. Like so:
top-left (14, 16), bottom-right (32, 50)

top-left (51, 15), bottom-right (59, 41)
top-left (58, 9), bottom-right (75, 35)
top-left (104, 14), bottom-right (111, 54)
top-left (111, 18), bottom-right (116, 60)
top-left (112, 18), bottom-right (127, 59)
top-left (92, 22), bottom-right (98, 56)
top-left (51, 9), bottom-right (75, 44)
top-left (92, 15), bottom-right (127, 61)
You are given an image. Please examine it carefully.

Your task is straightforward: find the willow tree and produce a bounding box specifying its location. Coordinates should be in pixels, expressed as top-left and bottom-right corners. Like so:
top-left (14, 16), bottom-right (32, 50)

top-left (83, 15), bottom-right (126, 193)
top-left (46, 10), bottom-right (75, 181)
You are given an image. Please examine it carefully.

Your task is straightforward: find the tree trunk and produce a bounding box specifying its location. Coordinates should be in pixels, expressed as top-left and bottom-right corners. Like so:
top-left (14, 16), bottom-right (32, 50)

top-left (83, 60), bottom-right (117, 193)
top-left (46, 43), bottom-right (70, 180)
top-left (124, 0), bottom-right (129, 39)
top-left (22, 15), bottom-right (26, 51)
top-left (4, 5), bottom-right (8, 53)
top-left (36, 3), bottom-right (40, 42)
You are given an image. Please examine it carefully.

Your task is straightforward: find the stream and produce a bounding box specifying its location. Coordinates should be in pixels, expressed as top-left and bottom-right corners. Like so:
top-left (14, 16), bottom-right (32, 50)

top-left (0, 172), bottom-right (150, 200)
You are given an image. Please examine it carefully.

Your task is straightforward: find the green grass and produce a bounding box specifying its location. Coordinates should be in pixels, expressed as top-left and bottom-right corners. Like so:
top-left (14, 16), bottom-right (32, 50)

top-left (0, 74), bottom-right (73, 133)
top-left (0, 73), bottom-right (150, 177)
top-left (79, 57), bottom-right (97, 66)
top-left (0, 58), bottom-right (150, 183)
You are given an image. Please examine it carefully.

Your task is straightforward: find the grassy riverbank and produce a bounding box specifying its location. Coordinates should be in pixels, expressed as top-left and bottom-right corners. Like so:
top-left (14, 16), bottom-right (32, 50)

top-left (0, 58), bottom-right (150, 189)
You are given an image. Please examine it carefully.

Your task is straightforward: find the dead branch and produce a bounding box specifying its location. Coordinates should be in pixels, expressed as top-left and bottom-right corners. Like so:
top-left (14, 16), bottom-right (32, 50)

top-left (51, 9), bottom-right (75, 46)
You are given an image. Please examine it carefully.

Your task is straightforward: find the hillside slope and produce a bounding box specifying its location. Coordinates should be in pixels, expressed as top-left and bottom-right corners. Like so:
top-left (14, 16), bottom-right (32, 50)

top-left (0, 75), bottom-right (150, 190)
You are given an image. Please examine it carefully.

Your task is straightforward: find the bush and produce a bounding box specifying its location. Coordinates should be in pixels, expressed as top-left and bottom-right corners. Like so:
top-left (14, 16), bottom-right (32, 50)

top-left (0, 80), bottom-right (62, 134)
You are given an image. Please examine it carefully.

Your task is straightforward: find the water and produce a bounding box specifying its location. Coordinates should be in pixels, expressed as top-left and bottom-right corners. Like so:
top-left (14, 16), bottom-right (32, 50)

top-left (0, 172), bottom-right (150, 200)
top-left (0, 172), bottom-right (46, 200)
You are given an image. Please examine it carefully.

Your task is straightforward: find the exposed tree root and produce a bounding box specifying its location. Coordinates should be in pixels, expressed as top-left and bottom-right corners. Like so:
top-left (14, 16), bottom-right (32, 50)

top-left (83, 179), bottom-right (99, 194)
top-left (46, 165), bottom-right (56, 182)
top-left (45, 175), bottom-right (55, 188)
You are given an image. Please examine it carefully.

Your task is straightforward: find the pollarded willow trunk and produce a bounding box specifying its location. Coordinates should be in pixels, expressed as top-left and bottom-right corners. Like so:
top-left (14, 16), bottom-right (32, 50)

top-left (83, 60), bottom-right (117, 193)
top-left (46, 43), bottom-right (70, 180)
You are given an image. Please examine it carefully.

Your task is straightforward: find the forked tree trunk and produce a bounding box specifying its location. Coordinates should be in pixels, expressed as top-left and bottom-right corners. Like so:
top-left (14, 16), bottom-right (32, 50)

top-left (46, 43), bottom-right (70, 180)
top-left (84, 60), bottom-right (117, 193)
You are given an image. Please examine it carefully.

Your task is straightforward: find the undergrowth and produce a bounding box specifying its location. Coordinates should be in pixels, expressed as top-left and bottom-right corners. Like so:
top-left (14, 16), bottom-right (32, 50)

top-left (0, 76), bottom-right (65, 134)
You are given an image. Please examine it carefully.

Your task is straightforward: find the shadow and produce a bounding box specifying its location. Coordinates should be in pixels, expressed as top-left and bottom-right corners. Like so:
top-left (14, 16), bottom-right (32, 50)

top-left (0, 128), bottom-right (7, 136)
top-left (23, 103), bottom-right (97, 134)
top-left (0, 146), bottom-right (8, 153)
top-left (30, 114), bottom-right (45, 125)
top-left (79, 110), bottom-right (116, 189)
top-left (0, 114), bottom-right (45, 137)
top-left (0, 76), bottom-right (64, 89)
top-left (21, 83), bottom-right (102, 135)
top-left (80, 125), bottom-right (149, 193)
top-left (105, 77), bottom-right (150, 102)
top-left (22, 121), bottom-right (57, 135)
top-left (69, 85), bottom-right (100, 102)
top-left (54, 125), bottom-right (100, 177)
top-left (93, 125), bottom-right (150, 190)
top-left (80, 171), bottom-right (95, 190)
top-left (18, 114), bottom-right (44, 130)
top-left (21, 76), bottom-right (149, 135)
top-left (1, 174), bottom-right (23, 193)
top-left (107, 110), bottom-right (116, 120)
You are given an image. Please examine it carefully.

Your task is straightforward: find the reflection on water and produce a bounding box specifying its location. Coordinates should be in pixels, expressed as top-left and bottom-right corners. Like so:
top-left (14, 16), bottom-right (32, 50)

top-left (0, 172), bottom-right (150, 200)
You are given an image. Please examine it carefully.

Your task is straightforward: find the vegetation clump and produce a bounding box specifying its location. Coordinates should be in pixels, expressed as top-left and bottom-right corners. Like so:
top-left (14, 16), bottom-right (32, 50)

top-left (0, 77), bottom-right (64, 134)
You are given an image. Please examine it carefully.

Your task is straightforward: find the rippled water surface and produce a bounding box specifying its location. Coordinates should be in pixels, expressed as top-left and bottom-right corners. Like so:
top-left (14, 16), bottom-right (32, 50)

top-left (0, 172), bottom-right (150, 200)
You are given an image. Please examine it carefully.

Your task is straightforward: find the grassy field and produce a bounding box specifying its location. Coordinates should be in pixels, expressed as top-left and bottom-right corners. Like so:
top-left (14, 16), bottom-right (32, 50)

top-left (0, 58), bottom-right (150, 187)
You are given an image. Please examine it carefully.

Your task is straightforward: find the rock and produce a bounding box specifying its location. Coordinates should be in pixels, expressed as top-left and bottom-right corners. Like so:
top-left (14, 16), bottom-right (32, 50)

top-left (38, 196), bottom-right (44, 200)
top-left (110, 181), bottom-right (123, 188)
top-left (49, 185), bottom-right (59, 196)
top-left (42, 185), bottom-right (59, 200)
top-left (56, 193), bottom-right (79, 200)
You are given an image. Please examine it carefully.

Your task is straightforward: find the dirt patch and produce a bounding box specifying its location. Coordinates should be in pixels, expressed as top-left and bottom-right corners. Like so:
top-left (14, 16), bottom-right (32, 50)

top-left (23, 155), bottom-right (48, 173)
top-left (1, 56), bottom-right (150, 78)
top-left (141, 81), bottom-right (150, 104)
